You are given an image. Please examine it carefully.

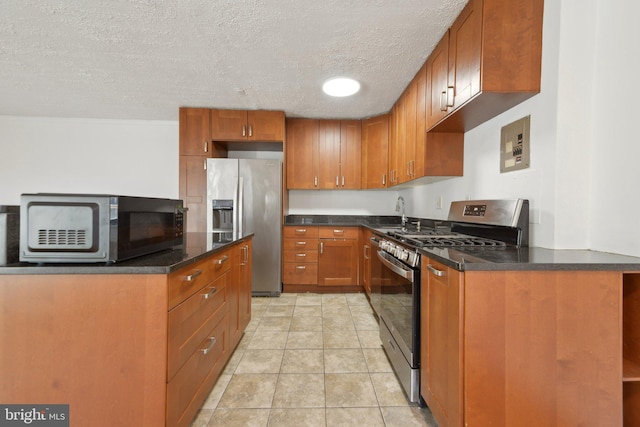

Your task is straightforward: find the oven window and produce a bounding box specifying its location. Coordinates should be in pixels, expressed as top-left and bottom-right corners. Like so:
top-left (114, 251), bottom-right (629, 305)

top-left (379, 272), bottom-right (414, 352)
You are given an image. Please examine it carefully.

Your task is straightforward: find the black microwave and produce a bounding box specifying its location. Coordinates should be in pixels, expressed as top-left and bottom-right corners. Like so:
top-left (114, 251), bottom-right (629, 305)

top-left (19, 193), bottom-right (186, 263)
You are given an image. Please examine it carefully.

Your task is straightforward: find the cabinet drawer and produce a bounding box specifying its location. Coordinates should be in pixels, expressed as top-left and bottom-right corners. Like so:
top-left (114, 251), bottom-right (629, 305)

top-left (168, 250), bottom-right (231, 310)
top-left (167, 315), bottom-right (229, 427)
top-left (167, 273), bottom-right (228, 381)
top-left (283, 249), bottom-right (318, 263)
top-left (319, 227), bottom-right (359, 239)
top-left (283, 262), bottom-right (318, 285)
top-left (283, 226), bottom-right (319, 238)
top-left (283, 238), bottom-right (318, 250)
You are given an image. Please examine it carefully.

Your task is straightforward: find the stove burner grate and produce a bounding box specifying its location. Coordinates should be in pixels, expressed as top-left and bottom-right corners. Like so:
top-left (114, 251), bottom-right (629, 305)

top-left (405, 236), bottom-right (507, 248)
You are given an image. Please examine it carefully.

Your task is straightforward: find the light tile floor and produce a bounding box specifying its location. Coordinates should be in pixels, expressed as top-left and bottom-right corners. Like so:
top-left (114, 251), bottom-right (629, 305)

top-left (191, 293), bottom-right (438, 427)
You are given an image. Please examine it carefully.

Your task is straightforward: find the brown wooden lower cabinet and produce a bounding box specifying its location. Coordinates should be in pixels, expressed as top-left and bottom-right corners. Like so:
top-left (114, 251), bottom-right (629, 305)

top-left (282, 225), bottom-right (362, 293)
top-left (420, 257), bottom-right (637, 426)
top-left (0, 238), bottom-right (252, 427)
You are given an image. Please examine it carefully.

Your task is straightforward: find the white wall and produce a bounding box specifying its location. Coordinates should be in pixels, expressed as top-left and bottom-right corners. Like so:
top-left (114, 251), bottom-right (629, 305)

top-left (0, 116), bottom-right (178, 205)
top-left (588, 0), bottom-right (640, 257)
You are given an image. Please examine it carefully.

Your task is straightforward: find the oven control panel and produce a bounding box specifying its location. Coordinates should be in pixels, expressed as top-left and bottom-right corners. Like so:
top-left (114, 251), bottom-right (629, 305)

top-left (380, 239), bottom-right (420, 268)
top-left (463, 204), bottom-right (487, 217)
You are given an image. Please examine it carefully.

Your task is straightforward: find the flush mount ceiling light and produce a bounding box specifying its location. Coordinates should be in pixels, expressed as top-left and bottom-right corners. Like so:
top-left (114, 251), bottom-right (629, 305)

top-left (322, 77), bottom-right (360, 97)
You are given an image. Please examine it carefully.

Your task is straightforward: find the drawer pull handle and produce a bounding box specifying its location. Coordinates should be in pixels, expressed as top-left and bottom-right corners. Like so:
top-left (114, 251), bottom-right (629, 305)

top-left (202, 287), bottom-right (218, 299)
top-left (295, 229), bottom-right (307, 233)
top-left (295, 266), bottom-right (306, 270)
top-left (295, 241), bottom-right (307, 246)
top-left (201, 337), bottom-right (217, 355)
top-left (185, 269), bottom-right (203, 282)
top-left (215, 255), bottom-right (229, 265)
top-left (427, 265), bottom-right (446, 277)
top-left (295, 253), bottom-right (306, 257)
top-left (333, 229), bottom-right (344, 234)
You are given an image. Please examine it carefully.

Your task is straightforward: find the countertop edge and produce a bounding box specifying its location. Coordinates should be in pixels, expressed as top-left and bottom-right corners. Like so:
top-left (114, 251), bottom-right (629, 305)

top-left (0, 233), bottom-right (254, 275)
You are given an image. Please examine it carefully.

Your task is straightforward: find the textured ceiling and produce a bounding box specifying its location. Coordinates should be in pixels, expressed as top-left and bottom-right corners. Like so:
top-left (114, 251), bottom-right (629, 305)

top-left (0, 0), bottom-right (467, 121)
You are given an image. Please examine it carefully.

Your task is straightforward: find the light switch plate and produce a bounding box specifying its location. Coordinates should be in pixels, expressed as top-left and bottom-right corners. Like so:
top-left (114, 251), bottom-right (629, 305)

top-left (500, 115), bottom-right (530, 173)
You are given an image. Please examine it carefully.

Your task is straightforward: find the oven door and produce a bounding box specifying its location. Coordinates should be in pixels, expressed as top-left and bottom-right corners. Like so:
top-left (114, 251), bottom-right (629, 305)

top-left (374, 244), bottom-right (421, 403)
top-left (375, 249), bottom-right (420, 368)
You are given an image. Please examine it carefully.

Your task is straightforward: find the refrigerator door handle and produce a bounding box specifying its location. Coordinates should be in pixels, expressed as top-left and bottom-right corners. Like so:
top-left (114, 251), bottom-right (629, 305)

top-left (237, 176), bottom-right (244, 238)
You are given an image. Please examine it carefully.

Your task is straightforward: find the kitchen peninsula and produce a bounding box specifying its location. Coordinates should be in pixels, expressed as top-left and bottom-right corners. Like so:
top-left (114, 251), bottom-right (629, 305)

top-left (0, 233), bottom-right (252, 427)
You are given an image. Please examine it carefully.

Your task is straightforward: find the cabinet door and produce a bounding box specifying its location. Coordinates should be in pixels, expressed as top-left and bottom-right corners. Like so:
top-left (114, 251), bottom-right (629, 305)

top-left (339, 120), bottom-right (362, 189)
top-left (179, 108), bottom-right (212, 156)
top-left (361, 114), bottom-right (389, 189)
top-left (179, 155), bottom-right (208, 232)
top-left (318, 239), bottom-right (358, 286)
top-left (318, 120), bottom-right (341, 189)
top-left (247, 110), bottom-right (284, 141)
top-left (237, 241), bottom-right (252, 336)
top-left (361, 230), bottom-right (373, 295)
top-left (388, 102), bottom-right (401, 186)
top-left (394, 94), bottom-right (407, 184)
top-left (286, 119), bottom-right (319, 189)
top-left (421, 258), bottom-right (462, 427)
top-left (211, 109), bottom-right (248, 141)
top-left (448, 0), bottom-right (482, 111)
top-left (401, 79), bottom-right (417, 184)
top-left (426, 33), bottom-right (450, 129)
top-left (414, 63), bottom-right (427, 179)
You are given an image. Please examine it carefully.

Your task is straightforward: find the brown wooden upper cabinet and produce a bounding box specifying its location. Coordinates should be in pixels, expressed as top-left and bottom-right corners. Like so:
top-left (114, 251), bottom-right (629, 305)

top-left (180, 108), bottom-right (217, 156)
top-left (426, 0), bottom-right (543, 132)
top-left (361, 114), bottom-right (389, 189)
top-left (286, 118), bottom-right (319, 190)
top-left (211, 109), bottom-right (285, 142)
top-left (286, 118), bottom-right (361, 190)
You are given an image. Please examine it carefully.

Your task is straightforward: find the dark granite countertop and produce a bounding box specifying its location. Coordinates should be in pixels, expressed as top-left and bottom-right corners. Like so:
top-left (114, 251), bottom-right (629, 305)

top-left (0, 232), bottom-right (253, 275)
top-left (287, 215), bottom-right (640, 271)
top-left (419, 246), bottom-right (640, 271)
top-left (284, 214), bottom-right (448, 229)
top-left (284, 214), bottom-right (402, 227)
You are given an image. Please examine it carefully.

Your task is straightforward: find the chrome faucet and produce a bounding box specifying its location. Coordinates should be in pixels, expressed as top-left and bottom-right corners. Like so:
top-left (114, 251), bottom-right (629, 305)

top-left (395, 196), bottom-right (407, 230)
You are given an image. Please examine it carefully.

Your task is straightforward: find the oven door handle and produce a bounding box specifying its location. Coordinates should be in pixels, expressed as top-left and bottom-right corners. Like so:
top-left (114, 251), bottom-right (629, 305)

top-left (376, 250), bottom-right (414, 281)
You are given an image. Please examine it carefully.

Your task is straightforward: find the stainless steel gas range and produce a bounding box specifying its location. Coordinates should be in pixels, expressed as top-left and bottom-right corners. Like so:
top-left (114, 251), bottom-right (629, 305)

top-left (370, 199), bottom-right (529, 404)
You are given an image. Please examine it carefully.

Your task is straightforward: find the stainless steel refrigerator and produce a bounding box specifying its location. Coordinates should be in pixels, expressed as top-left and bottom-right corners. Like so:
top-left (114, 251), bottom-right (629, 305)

top-left (206, 158), bottom-right (282, 296)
